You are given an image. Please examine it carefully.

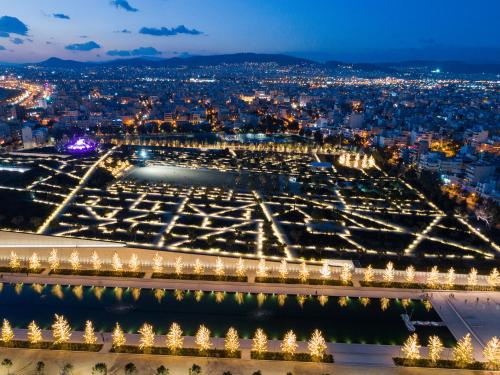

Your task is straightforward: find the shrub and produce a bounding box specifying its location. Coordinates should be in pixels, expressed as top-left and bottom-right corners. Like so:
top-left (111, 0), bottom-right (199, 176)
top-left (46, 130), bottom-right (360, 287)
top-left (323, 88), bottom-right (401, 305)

top-left (92, 363), bottom-right (107, 375)
top-left (156, 366), bottom-right (169, 375)
top-left (189, 364), bottom-right (202, 375)
top-left (124, 363), bottom-right (138, 375)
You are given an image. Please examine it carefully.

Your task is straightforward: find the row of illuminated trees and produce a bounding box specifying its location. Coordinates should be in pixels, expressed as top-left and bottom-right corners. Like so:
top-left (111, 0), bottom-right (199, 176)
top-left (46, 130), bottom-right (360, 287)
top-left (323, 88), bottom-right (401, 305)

top-left (364, 262), bottom-right (499, 289)
top-left (402, 333), bottom-right (499, 370)
top-left (6, 250), bottom-right (499, 288)
top-left (0, 317), bottom-right (328, 360)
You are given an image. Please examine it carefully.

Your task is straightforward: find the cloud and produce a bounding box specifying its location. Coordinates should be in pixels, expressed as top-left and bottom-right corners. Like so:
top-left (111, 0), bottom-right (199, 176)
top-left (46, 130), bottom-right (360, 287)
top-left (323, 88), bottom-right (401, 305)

top-left (0, 16), bottom-right (29, 36)
top-left (139, 25), bottom-right (203, 37)
top-left (114, 29), bottom-right (132, 34)
top-left (11, 37), bottom-right (23, 45)
top-left (110, 0), bottom-right (138, 12)
top-left (65, 41), bottom-right (101, 51)
top-left (107, 46), bottom-right (162, 57)
top-left (0, 45), bottom-right (5, 51)
top-left (53, 13), bottom-right (70, 20)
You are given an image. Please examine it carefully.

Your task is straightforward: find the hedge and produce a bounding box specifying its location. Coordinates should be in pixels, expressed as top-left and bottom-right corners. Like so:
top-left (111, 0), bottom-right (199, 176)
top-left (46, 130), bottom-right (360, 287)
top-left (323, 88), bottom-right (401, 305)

top-left (111, 345), bottom-right (240, 358)
top-left (393, 357), bottom-right (497, 370)
top-left (50, 269), bottom-right (145, 278)
top-left (251, 351), bottom-right (334, 363)
top-left (255, 276), bottom-right (352, 287)
top-left (0, 341), bottom-right (102, 352)
top-left (152, 273), bottom-right (247, 282)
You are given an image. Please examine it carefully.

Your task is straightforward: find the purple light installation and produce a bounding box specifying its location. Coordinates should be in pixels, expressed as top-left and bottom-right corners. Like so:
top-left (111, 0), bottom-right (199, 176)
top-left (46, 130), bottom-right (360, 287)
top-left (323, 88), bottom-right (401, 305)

top-left (66, 137), bottom-right (97, 153)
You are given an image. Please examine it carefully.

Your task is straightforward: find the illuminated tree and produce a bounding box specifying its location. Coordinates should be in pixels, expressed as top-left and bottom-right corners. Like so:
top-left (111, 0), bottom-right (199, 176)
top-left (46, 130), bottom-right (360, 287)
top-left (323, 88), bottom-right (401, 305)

top-left (91, 251), bottom-right (101, 272)
top-left (224, 327), bottom-right (240, 355)
top-left (174, 256), bottom-right (183, 276)
top-left (9, 251), bottom-right (20, 270)
top-left (112, 252), bottom-right (123, 272)
top-left (483, 336), bottom-right (500, 370)
top-left (128, 253), bottom-right (140, 272)
top-left (193, 258), bottom-right (204, 275)
top-left (467, 268), bottom-right (478, 288)
top-left (359, 297), bottom-right (370, 307)
top-left (252, 328), bottom-right (268, 354)
top-left (383, 261), bottom-right (395, 283)
top-left (446, 267), bottom-right (455, 289)
top-left (27, 321), bottom-right (43, 344)
top-left (308, 329), bottom-right (327, 361)
top-left (234, 292), bottom-right (244, 305)
top-left (453, 334), bottom-right (474, 367)
top-left (281, 330), bottom-right (298, 357)
top-left (256, 258), bottom-right (268, 278)
top-left (427, 266), bottom-right (440, 288)
top-left (194, 290), bottom-right (203, 302)
top-left (29, 252), bottom-right (41, 272)
top-left (402, 334), bottom-right (421, 362)
top-left (165, 322), bottom-right (183, 352)
top-left (112, 323), bottom-right (126, 348)
top-left (48, 249), bottom-right (59, 271)
top-left (380, 297), bottom-right (390, 311)
top-left (257, 292), bottom-right (266, 307)
top-left (364, 265), bottom-right (375, 283)
top-left (195, 325), bottom-right (212, 351)
top-left (319, 260), bottom-right (331, 280)
top-left (278, 259), bottom-right (288, 280)
top-left (152, 252), bottom-right (163, 273)
top-left (1, 319), bottom-right (14, 343)
top-left (340, 264), bottom-right (352, 285)
top-left (138, 323), bottom-right (155, 350)
top-left (405, 265), bottom-right (416, 284)
top-left (487, 268), bottom-right (499, 288)
top-left (215, 257), bottom-right (225, 277)
top-left (298, 260), bottom-right (309, 283)
top-left (83, 320), bottom-right (97, 345)
top-left (52, 314), bottom-right (72, 345)
top-left (235, 257), bottom-right (246, 278)
top-left (428, 335), bottom-right (444, 364)
top-left (69, 250), bottom-right (80, 271)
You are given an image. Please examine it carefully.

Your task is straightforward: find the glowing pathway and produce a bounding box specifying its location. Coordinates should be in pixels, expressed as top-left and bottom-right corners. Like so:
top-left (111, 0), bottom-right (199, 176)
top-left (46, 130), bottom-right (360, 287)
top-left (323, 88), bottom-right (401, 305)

top-left (37, 147), bottom-right (116, 234)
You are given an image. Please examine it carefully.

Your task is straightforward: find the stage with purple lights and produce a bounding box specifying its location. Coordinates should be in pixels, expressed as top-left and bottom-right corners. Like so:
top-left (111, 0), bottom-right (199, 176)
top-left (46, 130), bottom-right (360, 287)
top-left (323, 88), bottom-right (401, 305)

top-left (66, 137), bottom-right (97, 154)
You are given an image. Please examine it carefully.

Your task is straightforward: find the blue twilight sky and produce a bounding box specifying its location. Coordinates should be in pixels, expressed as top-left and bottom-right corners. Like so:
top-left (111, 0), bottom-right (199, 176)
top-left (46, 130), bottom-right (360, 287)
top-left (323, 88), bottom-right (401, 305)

top-left (0, 0), bottom-right (499, 63)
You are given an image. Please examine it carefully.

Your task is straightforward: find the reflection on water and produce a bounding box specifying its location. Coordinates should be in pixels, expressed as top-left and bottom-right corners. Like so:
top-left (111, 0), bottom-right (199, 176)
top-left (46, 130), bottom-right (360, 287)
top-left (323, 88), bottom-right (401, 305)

top-left (194, 290), bottom-right (203, 302)
top-left (0, 283), bottom-right (455, 346)
top-left (131, 288), bottom-right (141, 302)
top-left (154, 289), bottom-right (165, 303)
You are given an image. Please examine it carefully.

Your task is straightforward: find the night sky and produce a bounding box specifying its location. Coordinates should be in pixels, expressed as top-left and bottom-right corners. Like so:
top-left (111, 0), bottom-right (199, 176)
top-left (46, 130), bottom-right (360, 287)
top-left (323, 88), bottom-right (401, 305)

top-left (0, 0), bottom-right (499, 63)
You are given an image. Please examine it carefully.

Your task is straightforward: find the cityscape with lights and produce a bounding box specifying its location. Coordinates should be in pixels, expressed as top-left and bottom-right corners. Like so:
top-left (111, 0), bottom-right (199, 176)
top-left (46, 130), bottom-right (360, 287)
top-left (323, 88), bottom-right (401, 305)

top-left (0, 1), bottom-right (499, 374)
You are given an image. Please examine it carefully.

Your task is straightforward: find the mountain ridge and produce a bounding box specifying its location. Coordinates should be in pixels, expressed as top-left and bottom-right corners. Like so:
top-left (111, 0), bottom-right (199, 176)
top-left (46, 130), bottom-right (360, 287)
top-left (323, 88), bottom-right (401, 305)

top-left (19, 53), bottom-right (500, 74)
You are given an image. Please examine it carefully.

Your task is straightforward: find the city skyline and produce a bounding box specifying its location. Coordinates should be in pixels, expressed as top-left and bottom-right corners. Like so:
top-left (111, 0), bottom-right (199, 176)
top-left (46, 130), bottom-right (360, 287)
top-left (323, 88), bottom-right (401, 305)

top-left (0, 0), bottom-right (499, 63)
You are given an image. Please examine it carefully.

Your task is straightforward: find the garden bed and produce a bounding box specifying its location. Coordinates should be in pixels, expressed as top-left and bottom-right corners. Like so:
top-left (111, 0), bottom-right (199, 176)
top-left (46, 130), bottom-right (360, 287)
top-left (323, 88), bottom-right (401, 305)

top-left (50, 269), bottom-right (145, 278)
top-left (152, 273), bottom-right (247, 282)
top-left (393, 357), bottom-right (496, 371)
top-left (111, 345), bottom-right (240, 358)
top-left (0, 267), bottom-right (44, 274)
top-left (255, 276), bottom-right (352, 286)
top-left (251, 351), bottom-right (334, 363)
top-left (360, 281), bottom-right (499, 292)
top-left (0, 341), bottom-right (102, 352)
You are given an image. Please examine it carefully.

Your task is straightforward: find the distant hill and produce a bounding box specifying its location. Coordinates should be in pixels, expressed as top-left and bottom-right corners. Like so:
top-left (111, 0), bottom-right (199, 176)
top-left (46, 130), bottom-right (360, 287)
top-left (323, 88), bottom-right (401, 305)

top-left (35, 53), bottom-right (315, 69)
top-left (33, 54), bottom-right (500, 74)
top-left (325, 60), bottom-right (500, 74)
